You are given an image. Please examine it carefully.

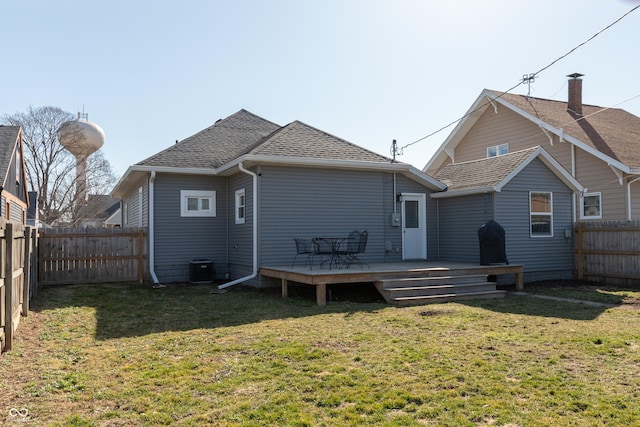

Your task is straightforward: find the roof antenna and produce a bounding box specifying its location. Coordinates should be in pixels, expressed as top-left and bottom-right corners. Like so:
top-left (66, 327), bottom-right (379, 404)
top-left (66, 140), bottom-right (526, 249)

top-left (522, 73), bottom-right (535, 98)
top-left (390, 139), bottom-right (403, 163)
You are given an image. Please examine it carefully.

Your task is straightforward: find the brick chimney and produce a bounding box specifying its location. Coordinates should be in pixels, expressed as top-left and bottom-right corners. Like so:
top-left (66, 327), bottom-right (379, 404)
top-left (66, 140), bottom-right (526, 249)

top-left (567, 73), bottom-right (584, 116)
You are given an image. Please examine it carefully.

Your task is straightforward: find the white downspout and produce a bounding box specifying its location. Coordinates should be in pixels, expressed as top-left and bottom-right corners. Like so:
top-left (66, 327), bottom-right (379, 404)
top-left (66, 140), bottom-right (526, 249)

top-left (149, 171), bottom-right (160, 285)
top-left (627, 176), bottom-right (640, 221)
top-left (219, 162), bottom-right (258, 290)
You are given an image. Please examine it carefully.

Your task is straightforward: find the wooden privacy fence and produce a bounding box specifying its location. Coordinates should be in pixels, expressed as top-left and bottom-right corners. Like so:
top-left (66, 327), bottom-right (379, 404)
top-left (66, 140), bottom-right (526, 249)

top-left (575, 220), bottom-right (640, 286)
top-left (1, 221), bottom-right (37, 353)
top-left (39, 227), bottom-right (148, 286)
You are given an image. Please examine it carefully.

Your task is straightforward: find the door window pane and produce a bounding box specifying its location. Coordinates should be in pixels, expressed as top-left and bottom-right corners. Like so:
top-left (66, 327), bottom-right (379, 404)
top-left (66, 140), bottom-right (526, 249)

top-left (405, 200), bottom-right (419, 228)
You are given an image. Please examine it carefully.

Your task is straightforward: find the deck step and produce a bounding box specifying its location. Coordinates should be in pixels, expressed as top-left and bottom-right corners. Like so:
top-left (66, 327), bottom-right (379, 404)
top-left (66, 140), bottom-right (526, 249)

top-left (391, 290), bottom-right (506, 306)
top-left (382, 282), bottom-right (498, 298)
top-left (374, 274), bottom-right (505, 306)
top-left (378, 275), bottom-right (488, 289)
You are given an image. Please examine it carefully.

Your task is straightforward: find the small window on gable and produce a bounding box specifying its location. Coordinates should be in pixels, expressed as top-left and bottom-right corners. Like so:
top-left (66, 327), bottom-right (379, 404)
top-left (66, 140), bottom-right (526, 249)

top-left (530, 191), bottom-right (553, 237)
top-left (235, 188), bottom-right (246, 224)
top-left (181, 190), bottom-right (216, 217)
top-left (487, 143), bottom-right (509, 158)
top-left (581, 192), bottom-right (602, 219)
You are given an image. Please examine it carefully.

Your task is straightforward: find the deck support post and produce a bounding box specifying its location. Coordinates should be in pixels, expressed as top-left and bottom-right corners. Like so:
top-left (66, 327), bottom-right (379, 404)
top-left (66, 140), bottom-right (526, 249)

top-left (281, 278), bottom-right (288, 298)
top-left (515, 271), bottom-right (524, 291)
top-left (316, 283), bottom-right (326, 306)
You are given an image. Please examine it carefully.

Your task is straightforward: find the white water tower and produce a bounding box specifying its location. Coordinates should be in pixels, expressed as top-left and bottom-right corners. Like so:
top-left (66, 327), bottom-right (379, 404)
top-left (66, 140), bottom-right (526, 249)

top-left (58, 113), bottom-right (105, 201)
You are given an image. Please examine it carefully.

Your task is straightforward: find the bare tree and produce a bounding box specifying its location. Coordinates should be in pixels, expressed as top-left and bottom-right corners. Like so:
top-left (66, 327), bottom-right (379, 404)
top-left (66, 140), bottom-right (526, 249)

top-left (2, 106), bottom-right (116, 226)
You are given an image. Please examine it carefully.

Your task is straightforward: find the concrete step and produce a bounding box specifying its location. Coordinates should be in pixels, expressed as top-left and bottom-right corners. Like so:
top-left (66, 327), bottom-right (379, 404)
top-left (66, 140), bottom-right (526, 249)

top-left (391, 290), bottom-right (506, 306)
top-left (377, 274), bottom-right (488, 289)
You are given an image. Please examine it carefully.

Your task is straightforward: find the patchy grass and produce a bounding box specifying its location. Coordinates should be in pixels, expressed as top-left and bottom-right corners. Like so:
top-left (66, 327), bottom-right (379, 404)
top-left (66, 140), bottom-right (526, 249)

top-left (525, 280), bottom-right (640, 306)
top-left (1, 282), bottom-right (640, 426)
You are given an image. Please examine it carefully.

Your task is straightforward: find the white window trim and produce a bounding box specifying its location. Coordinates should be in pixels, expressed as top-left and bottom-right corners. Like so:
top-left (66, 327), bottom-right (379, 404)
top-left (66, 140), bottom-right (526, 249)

top-left (180, 190), bottom-right (216, 217)
top-left (530, 191), bottom-right (553, 238)
top-left (487, 143), bottom-right (509, 158)
top-left (581, 192), bottom-right (602, 219)
top-left (235, 188), bottom-right (246, 224)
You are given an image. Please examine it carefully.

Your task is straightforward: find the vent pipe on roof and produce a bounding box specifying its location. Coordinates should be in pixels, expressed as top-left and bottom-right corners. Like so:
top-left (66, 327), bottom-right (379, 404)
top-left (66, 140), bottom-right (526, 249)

top-left (567, 73), bottom-right (584, 116)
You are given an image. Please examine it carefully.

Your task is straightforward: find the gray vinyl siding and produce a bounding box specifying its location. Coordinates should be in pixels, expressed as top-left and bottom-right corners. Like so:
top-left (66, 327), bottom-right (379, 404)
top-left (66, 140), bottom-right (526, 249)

top-left (436, 158), bottom-right (575, 282)
top-left (123, 190), bottom-right (139, 227)
top-left (139, 184), bottom-right (149, 227)
top-left (228, 172), bottom-right (253, 278)
top-left (437, 193), bottom-right (494, 262)
top-left (495, 158), bottom-right (575, 281)
top-left (258, 166), bottom-right (436, 267)
top-left (394, 174), bottom-right (439, 261)
top-left (9, 200), bottom-right (24, 224)
top-left (153, 173), bottom-right (228, 283)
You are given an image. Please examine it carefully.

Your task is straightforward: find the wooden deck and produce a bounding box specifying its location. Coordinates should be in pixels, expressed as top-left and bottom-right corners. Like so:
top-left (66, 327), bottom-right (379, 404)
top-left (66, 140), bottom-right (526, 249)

top-left (260, 261), bottom-right (524, 306)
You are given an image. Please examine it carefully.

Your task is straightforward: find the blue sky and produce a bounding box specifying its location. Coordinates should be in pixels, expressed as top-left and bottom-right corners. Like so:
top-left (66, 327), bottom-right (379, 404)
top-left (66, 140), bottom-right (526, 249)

top-left (2, 0), bottom-right (639, 179)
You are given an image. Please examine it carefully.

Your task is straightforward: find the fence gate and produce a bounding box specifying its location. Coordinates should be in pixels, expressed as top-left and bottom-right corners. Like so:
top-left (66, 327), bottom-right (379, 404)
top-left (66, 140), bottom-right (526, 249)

top-left (38, 227), bottom-right (148, 286)
top-left (1, 221), bottom-right (30, 353)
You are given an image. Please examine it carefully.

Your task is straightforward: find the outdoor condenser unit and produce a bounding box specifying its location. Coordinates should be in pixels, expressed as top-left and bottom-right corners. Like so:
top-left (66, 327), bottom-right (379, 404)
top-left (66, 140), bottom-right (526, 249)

top-left (189, 259), bottom-right (215, 283)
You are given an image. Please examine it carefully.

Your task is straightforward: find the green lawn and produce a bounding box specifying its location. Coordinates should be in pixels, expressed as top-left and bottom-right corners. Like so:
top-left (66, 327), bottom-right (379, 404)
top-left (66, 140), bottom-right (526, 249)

top-left (1, 282), bottom-right (640, 426)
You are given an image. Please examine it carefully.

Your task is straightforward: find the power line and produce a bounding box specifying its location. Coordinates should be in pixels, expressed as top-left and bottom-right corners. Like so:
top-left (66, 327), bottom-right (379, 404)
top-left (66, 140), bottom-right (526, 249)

top-left (399, 4), bottom-right (640, 152)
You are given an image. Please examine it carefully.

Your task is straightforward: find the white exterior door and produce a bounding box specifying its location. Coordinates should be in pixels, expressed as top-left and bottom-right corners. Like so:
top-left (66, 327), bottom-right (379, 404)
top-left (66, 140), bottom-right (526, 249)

top-left (401, 193), bottom-right (427, 260)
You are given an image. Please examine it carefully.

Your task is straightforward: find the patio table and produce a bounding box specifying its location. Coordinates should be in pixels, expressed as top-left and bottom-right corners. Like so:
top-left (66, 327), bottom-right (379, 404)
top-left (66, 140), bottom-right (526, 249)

top-left (314, 237), bottom-right (352, 269)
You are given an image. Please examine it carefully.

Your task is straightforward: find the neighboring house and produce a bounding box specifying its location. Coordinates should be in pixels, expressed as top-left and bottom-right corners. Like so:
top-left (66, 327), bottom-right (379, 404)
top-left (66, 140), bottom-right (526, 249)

top-left (424, 74), bottom-right (640, 221)
top-left (75, 195), bottom-right (121, 228)
top-left (432, 146), bottom-right (583, 281)
top-left (27, 191), bottom-right (39, 228)
top-left (111, 110), bottom-right (446, 285)
top-left (0, 125), bottom-right (29, 224)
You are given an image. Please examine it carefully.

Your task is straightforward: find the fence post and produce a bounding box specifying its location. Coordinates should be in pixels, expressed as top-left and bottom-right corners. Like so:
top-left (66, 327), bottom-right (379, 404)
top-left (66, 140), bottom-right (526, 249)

top-left (22, 226), bottom-right (32, 316)
top-left (31, 228), bottom-right (38, 298)
top-left (4, 222), bottom-right (14, 351)
top-left (575, 222), bottom-right (584, 280)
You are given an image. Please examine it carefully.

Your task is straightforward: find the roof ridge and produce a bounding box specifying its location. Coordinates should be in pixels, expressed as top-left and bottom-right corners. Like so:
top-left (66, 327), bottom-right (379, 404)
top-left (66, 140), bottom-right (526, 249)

top-left (289, 120), bottom-right (395, 163)
top-left (490, 89), bottom-right (614, 111)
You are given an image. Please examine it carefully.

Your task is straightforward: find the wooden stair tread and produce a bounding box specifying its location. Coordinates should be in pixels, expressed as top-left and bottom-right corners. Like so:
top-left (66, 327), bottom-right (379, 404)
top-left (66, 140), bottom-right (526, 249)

top-left (391, 290), bottom-right (506, 305)
top-left (384, 282), bottom-right (497, 292)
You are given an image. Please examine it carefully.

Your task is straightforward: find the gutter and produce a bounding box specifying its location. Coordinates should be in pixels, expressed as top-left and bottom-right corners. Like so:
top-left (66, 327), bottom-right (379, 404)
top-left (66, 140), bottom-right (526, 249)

top-left (148, 171), bottom-right (160, 285)
top-left (218, 162), bottom-right (258, 290)
top-left (430, 186), bottom-right (497, 199)
top-left (628, 175), bottom-right (640, 220)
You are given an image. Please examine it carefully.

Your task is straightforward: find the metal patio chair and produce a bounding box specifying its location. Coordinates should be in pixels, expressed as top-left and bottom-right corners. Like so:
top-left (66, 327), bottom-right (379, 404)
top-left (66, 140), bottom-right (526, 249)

top-left (292, 239), bottom-right (314, 268)
top-left (339, 230), bottom-right (368, 268)
top-left (312, 237), bottom-right (335, 269)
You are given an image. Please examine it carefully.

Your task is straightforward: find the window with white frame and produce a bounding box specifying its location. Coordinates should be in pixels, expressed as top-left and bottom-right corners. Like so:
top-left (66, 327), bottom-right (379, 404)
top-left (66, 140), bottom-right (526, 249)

top-left (180, 190), bottom-right (216, 217)
top-left (530, 191), bottom-right (553, 237)
top-left (235, 188), bottom-right (245, 224)
top-left (487, 143), bottom-right (509, 158)
top-left (581, 192), bottom-right (602, 219)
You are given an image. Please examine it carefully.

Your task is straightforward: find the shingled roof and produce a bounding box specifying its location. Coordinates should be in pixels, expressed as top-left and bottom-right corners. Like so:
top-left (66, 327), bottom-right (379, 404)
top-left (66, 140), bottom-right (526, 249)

top-left (138, 109), bottom-right (281, 169)
top-left (493, 91), bottom-right (640, 168)
top-left (435, 147), bottom-right (539, 191)
top-left (433, 146), bottom-right (582, 197)
top-left (113, 109), bottom-right (446, 197)
top-left (137, 110), bottom-right (393, 169)
top-left (249, 120), bottom-right (391, 163)
top-left (0, 125), bottom-right (20, 185)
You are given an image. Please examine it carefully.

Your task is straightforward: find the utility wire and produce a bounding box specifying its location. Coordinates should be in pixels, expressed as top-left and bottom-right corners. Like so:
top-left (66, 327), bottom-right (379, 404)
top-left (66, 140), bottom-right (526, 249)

top-left (399, 4), bottom-right (640, 152)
